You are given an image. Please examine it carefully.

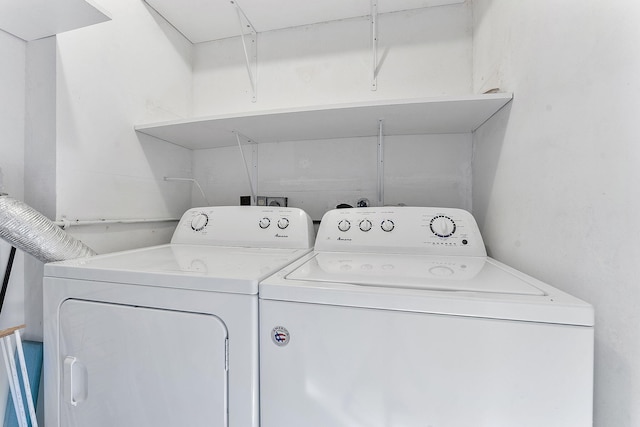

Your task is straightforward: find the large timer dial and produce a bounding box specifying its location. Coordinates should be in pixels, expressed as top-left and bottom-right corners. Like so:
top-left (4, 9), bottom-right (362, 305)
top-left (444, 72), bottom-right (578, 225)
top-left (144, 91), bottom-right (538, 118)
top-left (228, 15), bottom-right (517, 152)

top-left (430, 215), bottom-right (456, 238)
top-left (190, 213), bottom-right (209, 231)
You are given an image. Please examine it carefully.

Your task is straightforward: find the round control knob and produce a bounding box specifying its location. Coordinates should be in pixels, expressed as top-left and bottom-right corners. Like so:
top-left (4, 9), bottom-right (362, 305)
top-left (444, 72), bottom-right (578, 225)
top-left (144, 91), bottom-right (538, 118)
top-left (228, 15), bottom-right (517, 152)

top-left (338, 219), bottom-right (351, 232)
top-left (430, 215), bottom-right (456, 238)
top-left (380, 219), bottom-right (395, 232)
top-left (277, 218), bottom-right (290, 229)
top-left (259, 217), bottom-right (271, 229)
top-left (190, 213), bottom-right (209, 231)
top-left (429, 266), bottom-right (455, 277)
top-left (359, 219), bottom-right (372, 232)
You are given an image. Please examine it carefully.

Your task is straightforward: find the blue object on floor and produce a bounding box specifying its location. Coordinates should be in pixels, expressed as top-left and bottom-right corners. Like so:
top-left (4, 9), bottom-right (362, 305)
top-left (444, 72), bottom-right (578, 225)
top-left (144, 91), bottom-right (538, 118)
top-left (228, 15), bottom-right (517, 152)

top-left (3, 341), bottom-right (43, 427)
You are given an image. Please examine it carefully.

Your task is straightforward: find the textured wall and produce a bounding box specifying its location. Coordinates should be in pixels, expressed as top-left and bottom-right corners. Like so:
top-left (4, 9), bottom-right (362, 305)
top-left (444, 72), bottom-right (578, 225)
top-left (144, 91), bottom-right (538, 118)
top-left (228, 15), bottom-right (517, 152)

top-left (54, 0), bottom-right (194, 223)
top-left (0, 27), bottom-right (25, 423)
top-left (191, 4), bottom-right (475, 217)
top-left (472, 1), bottom-right (640, 425)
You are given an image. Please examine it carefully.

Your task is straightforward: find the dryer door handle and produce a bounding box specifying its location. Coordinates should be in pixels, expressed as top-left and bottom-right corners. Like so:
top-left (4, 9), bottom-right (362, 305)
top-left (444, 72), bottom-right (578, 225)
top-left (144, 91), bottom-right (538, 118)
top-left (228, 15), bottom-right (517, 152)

top-left (64, 356), bottom-right (87, 407)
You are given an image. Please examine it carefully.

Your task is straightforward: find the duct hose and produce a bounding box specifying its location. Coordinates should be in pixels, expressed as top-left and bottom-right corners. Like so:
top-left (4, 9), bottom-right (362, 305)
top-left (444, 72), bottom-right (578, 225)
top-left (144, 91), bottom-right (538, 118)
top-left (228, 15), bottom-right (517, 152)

top-left (0, 195), bottom-right (96, 263)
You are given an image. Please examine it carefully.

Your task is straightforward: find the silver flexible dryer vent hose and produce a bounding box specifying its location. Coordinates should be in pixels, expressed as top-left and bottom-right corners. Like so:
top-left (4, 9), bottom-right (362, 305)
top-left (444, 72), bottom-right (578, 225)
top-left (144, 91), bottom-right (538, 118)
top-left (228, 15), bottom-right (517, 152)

top-left (0, 195), bottom-right (96, 263)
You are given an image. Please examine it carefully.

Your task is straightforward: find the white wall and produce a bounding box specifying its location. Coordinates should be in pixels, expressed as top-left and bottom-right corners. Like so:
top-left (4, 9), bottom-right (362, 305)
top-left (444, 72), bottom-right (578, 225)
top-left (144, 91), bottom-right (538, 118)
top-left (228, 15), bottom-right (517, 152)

top-left (0, 30), bottom-right (26, 331)
top-left (19, 0), bottom-right (198, 340)
top-left (23, 37), bottom-right (57, 344)
top-left (194, 4), bottom-right (472, 115)
top-left (25, 38), bottom-right (56, 219)
top-left (194, 134), bottom-right (473, 220)
top-left (0, 28), bottom-right (26, 422)
top-left (472, 1), bottom-right (640, 426)
top-left (192, 4), bottom-right (474, 217)
top-left (54, 0), bottom-right (194, 227)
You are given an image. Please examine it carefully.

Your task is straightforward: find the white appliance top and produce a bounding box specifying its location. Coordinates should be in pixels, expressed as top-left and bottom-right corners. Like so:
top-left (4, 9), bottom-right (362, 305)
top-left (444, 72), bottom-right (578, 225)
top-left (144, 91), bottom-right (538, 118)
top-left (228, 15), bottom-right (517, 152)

top-left (287, 252), bottom-right (544, 295)
top-left (261, 207), bottom-right (594, 326)
top-left (45, 206), bottom-right (315, 294)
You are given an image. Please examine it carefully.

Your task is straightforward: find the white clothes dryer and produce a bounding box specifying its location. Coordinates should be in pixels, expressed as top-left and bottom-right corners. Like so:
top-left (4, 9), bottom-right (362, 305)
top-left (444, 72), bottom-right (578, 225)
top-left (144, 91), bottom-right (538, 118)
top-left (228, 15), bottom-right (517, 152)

top-left (43, 206), bottom-right (314, 427)
top-left (259, 207), bottom-right (594, 427)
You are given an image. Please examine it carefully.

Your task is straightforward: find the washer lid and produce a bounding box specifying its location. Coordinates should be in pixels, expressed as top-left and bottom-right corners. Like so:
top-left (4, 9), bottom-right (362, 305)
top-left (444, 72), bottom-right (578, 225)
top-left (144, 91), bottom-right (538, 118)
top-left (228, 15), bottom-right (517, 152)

top-left (45, 244), bottom-right (312, 294)
top-left (287, 252), bottom-right (544, 295)
top-left (261, 252), bottom-right (594, 326)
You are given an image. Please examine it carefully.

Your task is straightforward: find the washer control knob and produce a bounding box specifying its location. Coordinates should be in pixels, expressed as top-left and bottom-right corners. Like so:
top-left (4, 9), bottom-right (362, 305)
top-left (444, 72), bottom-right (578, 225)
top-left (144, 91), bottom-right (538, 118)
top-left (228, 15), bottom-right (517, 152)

top-left (430, 215), bottom-right (456, 238)
top-left (381, 219), bottom-right (395, 232)
top-left (277, 218), bottom-right (290, 229)
top-left (259, 217), bottom-right (271, 229)
top-left (338, 219), bottom-right (351, 232)
top-left (359, 219), bottom-right (372, 232)
top-left (429, 266), bottom-right (455, 277)
top-left (190, 213), bottom-right (209, 231)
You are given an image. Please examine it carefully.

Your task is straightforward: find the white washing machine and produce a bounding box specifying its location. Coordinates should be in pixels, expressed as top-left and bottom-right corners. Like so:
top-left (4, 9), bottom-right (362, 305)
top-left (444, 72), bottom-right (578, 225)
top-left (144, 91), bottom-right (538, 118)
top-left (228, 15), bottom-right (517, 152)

top-left (43, 206), bottom-right (314, 427)
top-left (260, 207), bottom-right (594, 427)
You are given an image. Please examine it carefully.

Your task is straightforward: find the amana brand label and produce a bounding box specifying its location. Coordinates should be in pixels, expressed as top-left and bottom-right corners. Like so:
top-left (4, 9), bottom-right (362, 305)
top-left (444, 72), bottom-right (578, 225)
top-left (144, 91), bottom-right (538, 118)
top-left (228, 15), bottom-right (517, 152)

top-left (271, 326), bottom-right (290, 346)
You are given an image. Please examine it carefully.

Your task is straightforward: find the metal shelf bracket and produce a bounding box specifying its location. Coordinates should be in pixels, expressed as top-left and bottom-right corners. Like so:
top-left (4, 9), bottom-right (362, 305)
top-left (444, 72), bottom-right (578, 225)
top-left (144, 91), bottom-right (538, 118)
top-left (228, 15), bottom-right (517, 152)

top-left (377, 119), bottom-right (384, 205)
top-left (231, 0), bottom-right (258, 102)
top-left (235, 131), bottom-right (258, 204)
top-left (371, 0), bottom-right (378, 91)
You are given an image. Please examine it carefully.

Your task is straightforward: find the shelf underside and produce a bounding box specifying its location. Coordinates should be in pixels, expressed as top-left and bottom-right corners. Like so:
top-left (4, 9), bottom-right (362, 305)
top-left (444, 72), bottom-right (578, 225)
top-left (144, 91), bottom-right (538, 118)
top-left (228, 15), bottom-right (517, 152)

top-left (144, 0), bottom-right (465, 43)
top-left (135, 94), bottom-right (513, 150)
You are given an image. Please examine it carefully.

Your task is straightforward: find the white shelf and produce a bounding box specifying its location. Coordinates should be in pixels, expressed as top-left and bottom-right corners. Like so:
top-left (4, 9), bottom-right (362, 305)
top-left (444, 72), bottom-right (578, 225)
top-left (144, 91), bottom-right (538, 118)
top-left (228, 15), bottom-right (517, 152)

top-left (135, 93), bottom-right (513, 150)
top-left (0, 0), bottom-right (110, 41)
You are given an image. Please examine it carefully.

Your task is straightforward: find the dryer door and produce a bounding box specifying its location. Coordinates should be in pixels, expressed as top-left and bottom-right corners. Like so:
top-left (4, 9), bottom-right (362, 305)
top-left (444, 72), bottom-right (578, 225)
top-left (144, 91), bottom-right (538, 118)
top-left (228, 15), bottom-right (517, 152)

top-left (59, 299), bottom-right (228, 427)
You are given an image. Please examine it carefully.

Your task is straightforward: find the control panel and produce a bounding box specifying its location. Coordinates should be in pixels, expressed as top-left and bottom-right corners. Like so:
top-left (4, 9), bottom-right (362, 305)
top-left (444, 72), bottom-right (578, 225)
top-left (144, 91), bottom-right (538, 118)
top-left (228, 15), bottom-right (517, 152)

top-left (171, 206), bottom-right (315, 249)
top-left (314, 207), bottom-right (486, 256)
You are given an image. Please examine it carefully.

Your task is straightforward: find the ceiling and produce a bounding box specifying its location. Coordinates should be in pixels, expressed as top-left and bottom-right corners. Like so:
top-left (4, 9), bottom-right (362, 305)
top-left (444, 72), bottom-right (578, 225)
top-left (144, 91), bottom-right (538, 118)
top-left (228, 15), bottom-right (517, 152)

top-left (144, 0), bottom-right (465, 43)
top-left (0, 0), bottom-right (110, 41)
